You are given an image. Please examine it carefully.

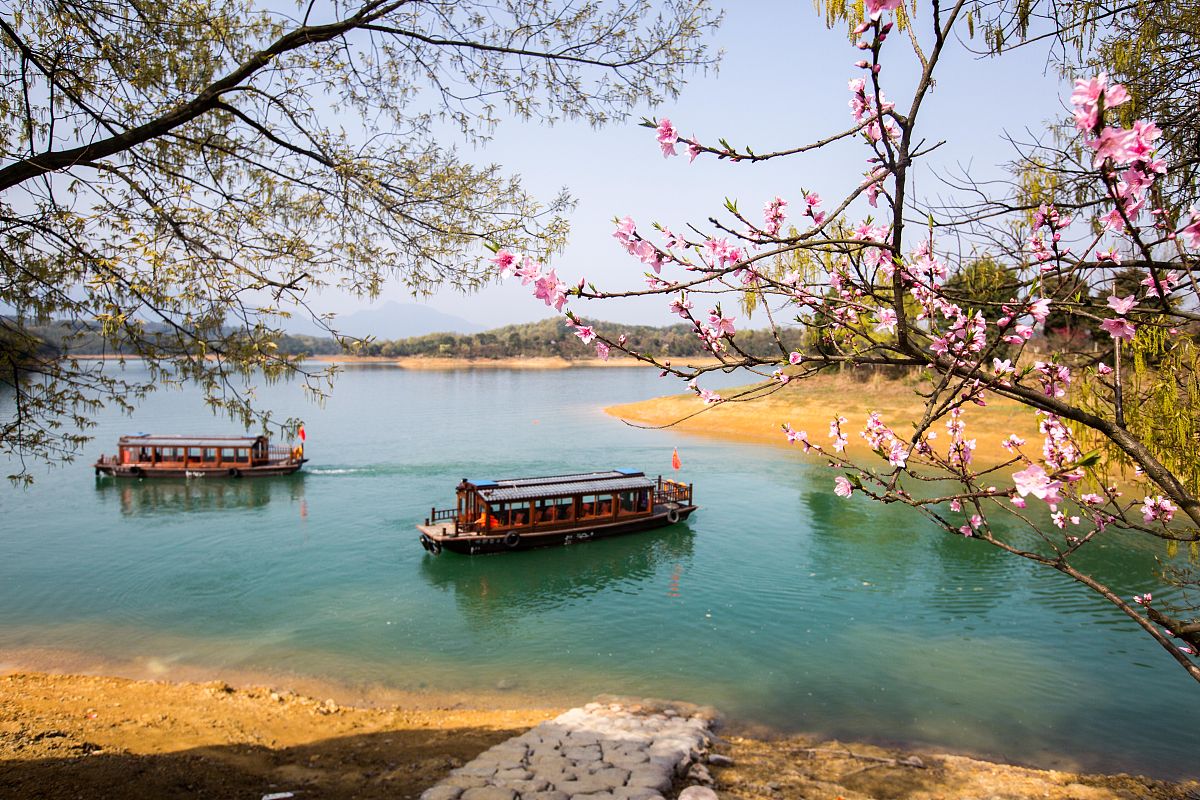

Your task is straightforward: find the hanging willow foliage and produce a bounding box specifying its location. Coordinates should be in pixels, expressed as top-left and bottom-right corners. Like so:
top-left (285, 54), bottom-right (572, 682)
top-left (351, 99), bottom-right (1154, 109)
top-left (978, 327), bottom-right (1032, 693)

top-left (1070, 324), bottom-right (1200, 496)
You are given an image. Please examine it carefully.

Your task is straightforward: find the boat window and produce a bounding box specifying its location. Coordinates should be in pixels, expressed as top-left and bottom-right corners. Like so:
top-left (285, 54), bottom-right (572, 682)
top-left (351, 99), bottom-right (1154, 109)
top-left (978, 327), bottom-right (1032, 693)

top-left (221, 448), bottom-right (235, 461)
top-left (618, 490), bottom-right (646, 515)
top-left (579, 494), bottom-right (614, 519)
top-left (188, 447), bottom-right (203, 459)
top-left (507, 500), bottom-right (531, 527)
top-left (205, 448), bottom-right (217, 462)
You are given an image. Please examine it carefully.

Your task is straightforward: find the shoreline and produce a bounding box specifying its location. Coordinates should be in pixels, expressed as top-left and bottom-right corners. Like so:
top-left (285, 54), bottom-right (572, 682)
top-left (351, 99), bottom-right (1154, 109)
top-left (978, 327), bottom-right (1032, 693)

top-left (68, 354), bottom-right (725, 370)
top-left (2, 666), bottom-right (1196, 800)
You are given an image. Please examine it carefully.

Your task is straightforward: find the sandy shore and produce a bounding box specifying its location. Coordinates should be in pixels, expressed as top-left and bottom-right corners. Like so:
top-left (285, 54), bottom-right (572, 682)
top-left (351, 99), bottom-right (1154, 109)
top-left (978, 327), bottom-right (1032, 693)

top-left (606, 372), bottom-right (1046, 468)
top-left (310, 355), bottom-right (725, 370)
top-left (2, 669), bottom-right (1194, 800)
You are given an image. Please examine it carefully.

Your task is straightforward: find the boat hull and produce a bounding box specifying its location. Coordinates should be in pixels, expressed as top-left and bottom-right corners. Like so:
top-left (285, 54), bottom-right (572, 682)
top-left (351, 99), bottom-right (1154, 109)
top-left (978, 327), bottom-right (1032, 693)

top-left (95, 460), bottom-right (306, 478)
top-left (416, 504), bottom-right (697, 555)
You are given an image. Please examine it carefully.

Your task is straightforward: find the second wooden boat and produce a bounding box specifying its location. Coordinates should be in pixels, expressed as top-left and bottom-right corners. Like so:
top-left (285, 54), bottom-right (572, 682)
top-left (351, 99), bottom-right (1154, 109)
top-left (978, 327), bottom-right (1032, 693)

top-left (416, 470), bottom-right (696, 555)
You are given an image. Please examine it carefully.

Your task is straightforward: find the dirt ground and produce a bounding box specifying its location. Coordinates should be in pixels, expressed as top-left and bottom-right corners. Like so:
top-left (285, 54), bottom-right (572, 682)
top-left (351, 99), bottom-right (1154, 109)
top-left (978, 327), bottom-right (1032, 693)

top-left (2, 671), bottom-right (1196, 800)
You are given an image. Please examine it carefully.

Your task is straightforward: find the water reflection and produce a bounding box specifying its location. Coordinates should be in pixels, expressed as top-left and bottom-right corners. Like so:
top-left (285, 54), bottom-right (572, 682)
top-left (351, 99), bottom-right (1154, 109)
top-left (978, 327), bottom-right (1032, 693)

top-left (94, 473), bottom-right (305, 517)
top-left (419, 524), bottom-right (696, 627)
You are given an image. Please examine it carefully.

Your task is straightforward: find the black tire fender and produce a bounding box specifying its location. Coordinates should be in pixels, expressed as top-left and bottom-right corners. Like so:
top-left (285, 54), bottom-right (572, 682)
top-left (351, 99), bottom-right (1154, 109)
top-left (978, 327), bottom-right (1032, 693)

top-left (229, 468), bottom-right (242, 478)
top-left (429, 538), bottom-right (442, 555)
top-left (666, 508), bottom-right (681, 524)
top-left (504, 531), bottom-right (521, 549)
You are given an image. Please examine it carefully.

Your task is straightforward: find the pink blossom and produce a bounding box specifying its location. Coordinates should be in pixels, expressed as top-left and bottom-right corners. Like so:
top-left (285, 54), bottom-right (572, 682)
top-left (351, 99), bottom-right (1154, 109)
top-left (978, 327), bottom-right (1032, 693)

top-left (864, 0), bottom-right (902, 20)
top-left (533, 269), bottom-right (568, 311)
top-left (668, 295), bottom-right (694, 318)
top-left (698, 387), bottom-right (721, 404)
top-left (1097, 363), bottom-right (1113, 375)
top-left (834, 475), bottom-right (854, 497)
top-left (1141, 270), bottom-right (1180, 297)
top-left (1141, 495), bottom-right (1177, 523)
top-left (782, 424), bottom-right (812, 451)
top-left (1100, 317), bottom-right (1137, 340)
top-left (656, 118), bottom-right (678, 158)
top-left (490, 249), bottom-right (517, 277)
top-left (687, 139), bottom-right (701, 163)
top-left (763, 197), bottom-right (788, 237)
top-left (574, 325), bottom-right (596, 345)
top-left (595, 341), bottom-right (610, 361)
top-left (515, 257), bottom-right (542, 285)
top-left (1012, 464), bottom-right (1063, 503)
top-left (1180, 208), bottom-right (1200, 248)
top-left (788, 351), bottom-right (802, 365)
top-left (1133, 593), bottom-right (1152, 605)
top-left (875, 308), bottom-right (898, 334)
top-left (1070, 74), bottom-right (1129, 132)
top-left (709, 314), bottom-right (737, 337)
top-left (1106, 294), bottom-right (1137, 315)
top-left (1001, 434), bottom-right (1026, 452)
top-left (1028, 298), bottom-right (1052, 323)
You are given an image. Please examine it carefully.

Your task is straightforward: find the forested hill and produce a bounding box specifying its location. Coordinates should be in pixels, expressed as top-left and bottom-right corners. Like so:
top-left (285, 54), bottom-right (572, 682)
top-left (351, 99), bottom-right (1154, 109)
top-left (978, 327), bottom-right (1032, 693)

top-left (11, 316), bottom-right (805, 361)
top-left (323, 317), bottom-right (805, 360)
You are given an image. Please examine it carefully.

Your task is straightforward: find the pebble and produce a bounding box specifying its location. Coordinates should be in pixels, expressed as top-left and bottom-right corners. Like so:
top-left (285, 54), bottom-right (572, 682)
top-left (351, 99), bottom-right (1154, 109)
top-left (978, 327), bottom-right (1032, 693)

top-left (419, 699), bottom-right (718, 800)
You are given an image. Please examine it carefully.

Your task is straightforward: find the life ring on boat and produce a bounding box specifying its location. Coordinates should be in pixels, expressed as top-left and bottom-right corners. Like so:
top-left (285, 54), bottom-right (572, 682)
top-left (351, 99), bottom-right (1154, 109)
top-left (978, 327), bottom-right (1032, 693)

top-left (666, 508), bottom-right (681, 524)
top-left (504, 531), bottom-right (521, 549)
top-left (229, 468), bottom-right (242, 478)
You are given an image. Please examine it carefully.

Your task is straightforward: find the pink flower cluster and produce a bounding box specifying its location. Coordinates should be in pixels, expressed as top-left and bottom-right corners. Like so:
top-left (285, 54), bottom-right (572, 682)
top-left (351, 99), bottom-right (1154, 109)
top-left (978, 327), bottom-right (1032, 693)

top-left (655, 118), bottom-right (700, 163)
top-left (1071, 75), bottom-right (1165, 234)
top-left (491, 249), bottom-right (568, 311)
top-left (861, 411), bottom-right (909, 467)
top-left (848, 78), bottom-right (896, 144)
top-left (1140, 495), bottom-right (1177, 524)
top-left (762, 197), bottom-right (788, 237)
top-left (612, 216), bottom-right (668, 274)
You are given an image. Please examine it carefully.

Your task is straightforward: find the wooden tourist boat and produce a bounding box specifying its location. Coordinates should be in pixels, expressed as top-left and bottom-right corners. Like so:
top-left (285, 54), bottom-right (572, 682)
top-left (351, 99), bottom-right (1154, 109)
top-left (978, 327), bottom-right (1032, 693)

top-left (416, 470), bottom-right (696, 555)
top-left (94, 434), bottom-right (306, 478)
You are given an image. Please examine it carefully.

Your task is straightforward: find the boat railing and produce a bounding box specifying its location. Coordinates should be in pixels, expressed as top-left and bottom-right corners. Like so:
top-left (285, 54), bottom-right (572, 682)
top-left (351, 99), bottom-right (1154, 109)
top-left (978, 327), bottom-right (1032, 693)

top-left (655, 477), bottom-right (692, 505)
top-left (427, 506), bottom-right (461, 533)
top-left (269, 445), bottom-right (302, 463)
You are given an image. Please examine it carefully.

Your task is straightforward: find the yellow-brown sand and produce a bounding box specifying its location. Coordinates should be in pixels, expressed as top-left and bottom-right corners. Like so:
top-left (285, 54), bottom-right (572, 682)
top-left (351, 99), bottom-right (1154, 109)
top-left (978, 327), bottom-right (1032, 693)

top-left (606, 372), bottom-right (1043, 468)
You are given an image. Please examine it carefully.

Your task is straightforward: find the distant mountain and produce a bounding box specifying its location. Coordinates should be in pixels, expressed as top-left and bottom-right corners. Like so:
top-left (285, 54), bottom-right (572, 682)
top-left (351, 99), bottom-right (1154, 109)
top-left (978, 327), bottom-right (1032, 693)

top-left (287, 301), bottom-right (484, 339)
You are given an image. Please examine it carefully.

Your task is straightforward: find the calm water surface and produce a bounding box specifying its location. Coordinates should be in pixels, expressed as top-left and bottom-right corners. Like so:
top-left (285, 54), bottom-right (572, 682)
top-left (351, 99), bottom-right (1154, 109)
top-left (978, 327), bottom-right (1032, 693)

top-left (1, 365), bottom-right (1196, 778)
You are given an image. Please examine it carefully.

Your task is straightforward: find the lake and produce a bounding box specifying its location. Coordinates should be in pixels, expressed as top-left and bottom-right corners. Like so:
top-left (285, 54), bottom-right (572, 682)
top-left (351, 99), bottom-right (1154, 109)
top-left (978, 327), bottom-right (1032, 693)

top-left (0, 364), bottom-right (1196, 779)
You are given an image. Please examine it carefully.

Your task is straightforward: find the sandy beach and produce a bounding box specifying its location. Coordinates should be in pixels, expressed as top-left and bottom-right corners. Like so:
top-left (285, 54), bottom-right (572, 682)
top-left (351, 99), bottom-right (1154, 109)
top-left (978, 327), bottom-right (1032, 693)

top-left (2, 668), bottom-right (1195, 800)
top-left (605, 372), bottom-right (1047, 469)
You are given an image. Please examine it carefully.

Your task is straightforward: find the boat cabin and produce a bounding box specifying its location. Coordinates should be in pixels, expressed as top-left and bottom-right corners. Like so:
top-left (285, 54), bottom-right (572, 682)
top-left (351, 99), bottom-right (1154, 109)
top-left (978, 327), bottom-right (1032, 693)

top-left (113, 435), bottom-right (274, 468)
top-left (95, 434), bottom-right (306, 478)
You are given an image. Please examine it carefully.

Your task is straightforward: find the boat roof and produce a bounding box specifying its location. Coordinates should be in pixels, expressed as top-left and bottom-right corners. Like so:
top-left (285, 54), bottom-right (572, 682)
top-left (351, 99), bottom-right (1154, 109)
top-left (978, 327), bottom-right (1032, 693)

top-left (471, 470), bottom-right (655, 502)
top-left (117, 435), bottom-right (268, 448)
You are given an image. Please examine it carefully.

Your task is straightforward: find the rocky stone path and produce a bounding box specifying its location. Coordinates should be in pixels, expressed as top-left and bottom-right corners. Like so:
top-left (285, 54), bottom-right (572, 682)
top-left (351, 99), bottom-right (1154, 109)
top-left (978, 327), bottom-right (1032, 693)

top-left (419, 699), bottom-right (722, 800)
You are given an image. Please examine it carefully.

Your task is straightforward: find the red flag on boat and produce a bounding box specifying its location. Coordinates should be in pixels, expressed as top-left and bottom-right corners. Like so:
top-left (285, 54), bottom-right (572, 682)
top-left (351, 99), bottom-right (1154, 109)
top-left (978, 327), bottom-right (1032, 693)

top-left (299, 424), bottom-right (306, 442)
top-left (671, 448), bottom-right (681, 470)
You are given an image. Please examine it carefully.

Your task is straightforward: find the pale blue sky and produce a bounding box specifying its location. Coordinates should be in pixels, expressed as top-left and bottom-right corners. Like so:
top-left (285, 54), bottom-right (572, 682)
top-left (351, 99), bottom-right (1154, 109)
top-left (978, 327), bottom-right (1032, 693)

top-left (330, 1), bottom-right (1070, 330)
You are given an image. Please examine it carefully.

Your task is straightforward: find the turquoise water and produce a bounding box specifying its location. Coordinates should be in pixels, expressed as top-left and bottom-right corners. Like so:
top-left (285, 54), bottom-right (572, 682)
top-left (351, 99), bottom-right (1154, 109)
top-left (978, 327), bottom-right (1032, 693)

top-left (1, 364), bottom-right (1196, 778)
